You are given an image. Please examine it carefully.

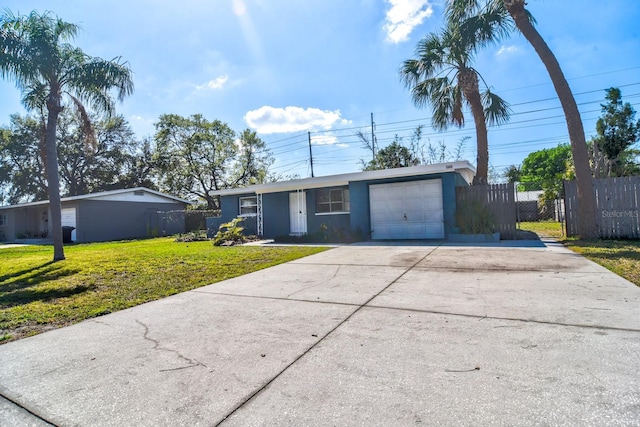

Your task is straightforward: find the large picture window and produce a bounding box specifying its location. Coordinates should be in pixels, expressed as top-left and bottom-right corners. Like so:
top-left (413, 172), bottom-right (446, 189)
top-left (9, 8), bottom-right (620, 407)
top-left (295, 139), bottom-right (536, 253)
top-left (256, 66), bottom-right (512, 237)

top-left (316, 188), bottom-right (349, 214)
top-left (239, 196), bottom-right (257, 216)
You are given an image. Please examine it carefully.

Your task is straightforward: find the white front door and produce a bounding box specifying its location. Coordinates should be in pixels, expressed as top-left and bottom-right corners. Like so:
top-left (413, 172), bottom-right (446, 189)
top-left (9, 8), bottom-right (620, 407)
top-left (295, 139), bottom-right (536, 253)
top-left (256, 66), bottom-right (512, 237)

top-left (289, 191), bottom-right (307, 235)
top-left (369, 179), bottom-right (444, 239)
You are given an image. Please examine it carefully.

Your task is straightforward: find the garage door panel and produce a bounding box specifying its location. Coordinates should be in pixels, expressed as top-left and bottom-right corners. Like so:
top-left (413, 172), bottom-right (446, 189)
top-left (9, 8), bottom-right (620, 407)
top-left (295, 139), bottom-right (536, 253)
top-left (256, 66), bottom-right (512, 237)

top-left (425, 222), bottom-right (445, 236)
top-left (369, 179), bottom-right (444, 240)
top-left (424, 210), bottom-right (444, 222)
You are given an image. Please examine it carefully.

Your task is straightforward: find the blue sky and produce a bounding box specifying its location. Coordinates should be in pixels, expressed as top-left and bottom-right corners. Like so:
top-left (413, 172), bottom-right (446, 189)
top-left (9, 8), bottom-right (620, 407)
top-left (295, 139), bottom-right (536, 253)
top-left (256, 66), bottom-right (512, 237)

top-left (1, 0), bottom-right (639, 180)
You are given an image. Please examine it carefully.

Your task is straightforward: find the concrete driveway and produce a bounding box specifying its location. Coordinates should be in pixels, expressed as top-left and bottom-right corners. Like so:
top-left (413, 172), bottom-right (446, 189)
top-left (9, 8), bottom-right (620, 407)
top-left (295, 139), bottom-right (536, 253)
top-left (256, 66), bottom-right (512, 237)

top-left (1, 240), bottom-right (639, 426)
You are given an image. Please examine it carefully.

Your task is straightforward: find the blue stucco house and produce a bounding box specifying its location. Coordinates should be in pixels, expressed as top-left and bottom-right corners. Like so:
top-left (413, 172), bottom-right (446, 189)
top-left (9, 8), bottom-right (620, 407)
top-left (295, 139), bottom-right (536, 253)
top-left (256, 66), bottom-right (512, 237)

top-left (207, 161), bottom-right (475, 241)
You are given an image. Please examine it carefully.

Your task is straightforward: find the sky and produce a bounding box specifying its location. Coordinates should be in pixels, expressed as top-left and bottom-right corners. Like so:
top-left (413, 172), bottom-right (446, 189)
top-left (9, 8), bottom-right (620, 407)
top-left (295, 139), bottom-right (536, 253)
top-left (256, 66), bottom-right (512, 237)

top-left (1, 0), bottom-right (639, 181)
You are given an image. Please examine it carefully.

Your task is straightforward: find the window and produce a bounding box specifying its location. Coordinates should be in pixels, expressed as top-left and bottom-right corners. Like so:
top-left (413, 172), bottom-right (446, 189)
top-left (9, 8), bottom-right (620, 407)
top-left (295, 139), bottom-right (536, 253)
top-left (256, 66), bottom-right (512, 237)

top-left (0, 214), bottom-right (5, 226)
top-left (316, 188), bottom-right (349, 214)
top-left (239, 196), bottom-right (257, 216)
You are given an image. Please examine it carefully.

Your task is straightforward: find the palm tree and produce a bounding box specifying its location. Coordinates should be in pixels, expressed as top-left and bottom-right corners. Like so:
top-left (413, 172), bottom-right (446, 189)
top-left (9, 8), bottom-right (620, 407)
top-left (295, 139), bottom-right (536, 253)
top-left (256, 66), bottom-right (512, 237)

top-left (448, 0), bottom-right (598, 238)
top-left (0, 10), bottom-right (133, 260)
top-left (400, 21), bottom-right (510, 185)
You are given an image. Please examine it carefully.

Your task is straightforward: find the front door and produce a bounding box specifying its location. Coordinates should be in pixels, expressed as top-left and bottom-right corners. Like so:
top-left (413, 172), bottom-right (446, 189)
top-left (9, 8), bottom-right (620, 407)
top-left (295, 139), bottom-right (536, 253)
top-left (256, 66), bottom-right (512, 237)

top-left (289, 191), bottom-right (307, 235)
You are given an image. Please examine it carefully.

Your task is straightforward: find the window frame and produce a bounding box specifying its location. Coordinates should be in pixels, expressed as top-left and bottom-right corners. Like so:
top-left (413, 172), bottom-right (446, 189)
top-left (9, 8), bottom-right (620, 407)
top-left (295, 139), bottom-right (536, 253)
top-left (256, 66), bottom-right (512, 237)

top-left (238, 196), bottom-right (258, 217)
top-left (315, 188), bottom-right (350, 215)
top-left (0, 213), bottom-right (6, 226)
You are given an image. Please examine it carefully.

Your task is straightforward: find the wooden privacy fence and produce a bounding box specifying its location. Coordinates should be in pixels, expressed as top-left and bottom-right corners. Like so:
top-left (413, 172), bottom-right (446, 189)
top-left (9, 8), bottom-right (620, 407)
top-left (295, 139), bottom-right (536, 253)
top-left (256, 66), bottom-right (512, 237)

top-left (456, 183), bottom-right (516, 240)
top-left (564, 177), bottom-right (640, 238)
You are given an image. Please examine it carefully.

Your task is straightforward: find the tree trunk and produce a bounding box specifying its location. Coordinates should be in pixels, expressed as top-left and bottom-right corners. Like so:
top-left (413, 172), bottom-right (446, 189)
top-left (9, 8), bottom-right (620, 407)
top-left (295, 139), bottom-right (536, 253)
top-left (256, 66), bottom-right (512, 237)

top-left (45, 93), bottom-right (65, 261)
top-left (505, 0), bottom-right (598, 238)
top-left (459, 69), bottom-right (489, 185)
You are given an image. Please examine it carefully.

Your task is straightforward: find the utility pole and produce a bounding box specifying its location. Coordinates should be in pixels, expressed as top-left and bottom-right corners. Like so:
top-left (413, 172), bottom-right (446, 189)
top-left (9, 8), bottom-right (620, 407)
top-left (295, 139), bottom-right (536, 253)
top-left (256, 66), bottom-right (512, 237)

top-left (371, 112), bottom-right (377, 160)
top-left (308, 131), bottom-right (315, 177)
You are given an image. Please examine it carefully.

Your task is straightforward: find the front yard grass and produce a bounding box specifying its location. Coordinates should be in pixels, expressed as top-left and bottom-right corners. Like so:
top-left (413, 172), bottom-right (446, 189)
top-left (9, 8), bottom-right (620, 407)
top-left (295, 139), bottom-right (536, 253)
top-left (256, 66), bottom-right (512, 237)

top-left (518, 220), bottom-right (564, 239)
top-left (0, 238), bottom-right (328, 343)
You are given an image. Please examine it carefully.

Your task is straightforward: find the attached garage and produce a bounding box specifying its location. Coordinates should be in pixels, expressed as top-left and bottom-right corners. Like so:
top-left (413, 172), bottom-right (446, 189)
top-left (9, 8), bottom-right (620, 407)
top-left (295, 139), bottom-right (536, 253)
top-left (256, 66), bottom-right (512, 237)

top-left (369, 179), bottom-right (444, 239)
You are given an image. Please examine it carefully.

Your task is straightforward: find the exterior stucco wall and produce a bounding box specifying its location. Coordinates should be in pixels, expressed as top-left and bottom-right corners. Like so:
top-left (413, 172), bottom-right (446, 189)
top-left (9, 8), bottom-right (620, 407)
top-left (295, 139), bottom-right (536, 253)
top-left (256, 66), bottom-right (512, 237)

top-left (306, 187), bottom-right (352, 237)
top-left (262, 192), bottom-right (289, 238)
top-left (206, 193), bottom-right (259, 237)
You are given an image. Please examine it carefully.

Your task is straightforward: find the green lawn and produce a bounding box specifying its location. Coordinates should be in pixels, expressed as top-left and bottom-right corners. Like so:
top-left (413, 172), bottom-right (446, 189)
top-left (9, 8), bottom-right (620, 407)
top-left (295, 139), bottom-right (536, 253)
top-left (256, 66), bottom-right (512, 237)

top-left (518, 220), bottom-right (565, 239)
top-left (0, 238), bottom-right (328, 343)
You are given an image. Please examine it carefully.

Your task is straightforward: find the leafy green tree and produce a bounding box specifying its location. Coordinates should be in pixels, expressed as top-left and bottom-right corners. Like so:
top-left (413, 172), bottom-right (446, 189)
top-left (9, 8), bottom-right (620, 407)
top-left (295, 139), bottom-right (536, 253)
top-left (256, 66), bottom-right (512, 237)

top-left (230, 129), bottom-right (274, 187)
top-left (519, 144), bottom-right (573, 215)
top-left (0, 10), bottom-right (133, 260)
top-left (0, 114), bottom-right (48, 203)
top-left (0, 111), bottom-right (155, 201)
top-left (503, 164), bottom-right (521, 184)
top-left (57, 111), bottom-right (150, 195)
top-left (400, 12), bottom-right (510, 185)
top-left (448, 0), bottom-right (598, 238)
top-left (154, 114), bottom-right (236, 209)
top-left (154, 115), bottom-right (274, 208)
top-left (520, 144), bottom-right (572, 188)
top-left (591, 87), bottom-right (640, 177)
top-left (363, 140), bottom-right (419, 171)
top-left (117, 137), bottom-right (159, 190)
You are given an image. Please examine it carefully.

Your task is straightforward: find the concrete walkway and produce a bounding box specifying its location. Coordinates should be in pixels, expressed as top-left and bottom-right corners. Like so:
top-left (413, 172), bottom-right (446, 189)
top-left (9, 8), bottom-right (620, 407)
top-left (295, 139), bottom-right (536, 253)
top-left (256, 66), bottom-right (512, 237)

top-left (1, 240), bottom-right (639, 426)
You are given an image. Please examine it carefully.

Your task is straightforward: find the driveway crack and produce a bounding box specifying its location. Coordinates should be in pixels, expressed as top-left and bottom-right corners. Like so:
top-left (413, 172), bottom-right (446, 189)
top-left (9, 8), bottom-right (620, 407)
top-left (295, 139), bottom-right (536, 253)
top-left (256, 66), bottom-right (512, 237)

top-left (135, 320), bottom-right (207, 372)
top-left (285, 265), bottom-right (342, 298)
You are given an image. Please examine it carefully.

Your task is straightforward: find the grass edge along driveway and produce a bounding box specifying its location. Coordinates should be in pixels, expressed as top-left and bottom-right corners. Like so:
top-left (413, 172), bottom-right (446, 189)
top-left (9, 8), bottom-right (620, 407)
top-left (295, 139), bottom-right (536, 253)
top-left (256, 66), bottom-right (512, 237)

top-left (519, 221), bottom-right (640, 289)
top-left (0, 238), bottom-right (328, 344)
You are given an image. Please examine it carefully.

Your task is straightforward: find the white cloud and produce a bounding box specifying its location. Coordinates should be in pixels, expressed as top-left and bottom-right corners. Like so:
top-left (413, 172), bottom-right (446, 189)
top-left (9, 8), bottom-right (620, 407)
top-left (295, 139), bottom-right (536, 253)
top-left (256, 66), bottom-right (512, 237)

top-left (384, 0), bottom-right (434, 44)
top-left (196, 75), bottom-right (229, 91)
top-left (497, 45), bottom-right (519, 56)
top-left (244, 106), bottom-right (351, 134)
top-left (311, 133), bottom-right (346, 147)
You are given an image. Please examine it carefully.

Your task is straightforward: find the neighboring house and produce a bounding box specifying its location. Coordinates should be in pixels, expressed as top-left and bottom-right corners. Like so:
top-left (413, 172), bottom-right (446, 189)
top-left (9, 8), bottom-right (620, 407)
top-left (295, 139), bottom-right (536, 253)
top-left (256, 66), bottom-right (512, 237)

top-left (0, 187), bottom-right (190, 243)
top-left (207, 161), bottom-right (475, 241)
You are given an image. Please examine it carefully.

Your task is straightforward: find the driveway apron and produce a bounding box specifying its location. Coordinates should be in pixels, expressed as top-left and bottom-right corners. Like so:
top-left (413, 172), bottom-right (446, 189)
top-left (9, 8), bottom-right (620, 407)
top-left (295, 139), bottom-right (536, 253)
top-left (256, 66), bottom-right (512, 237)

top-left (1, 241), bottom-right (639, 426)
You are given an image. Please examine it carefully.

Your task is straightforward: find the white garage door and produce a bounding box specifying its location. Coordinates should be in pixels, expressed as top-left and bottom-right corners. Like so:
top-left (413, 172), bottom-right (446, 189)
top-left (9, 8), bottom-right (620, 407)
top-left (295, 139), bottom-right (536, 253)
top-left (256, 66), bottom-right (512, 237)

top-left (61, 207), bottom-right (77, 241)
top-left (369, 179), bottom-right (444, 239)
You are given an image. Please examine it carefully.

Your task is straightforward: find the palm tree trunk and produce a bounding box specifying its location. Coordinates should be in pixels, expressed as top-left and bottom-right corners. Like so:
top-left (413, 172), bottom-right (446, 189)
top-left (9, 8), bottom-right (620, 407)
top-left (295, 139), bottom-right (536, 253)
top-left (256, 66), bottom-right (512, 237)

top-left (45, 95), bottom-right (65, 261)
top-left (459, 69), bottom-right (489, 185)
top-left (505, 0), bottom-right (598, 238)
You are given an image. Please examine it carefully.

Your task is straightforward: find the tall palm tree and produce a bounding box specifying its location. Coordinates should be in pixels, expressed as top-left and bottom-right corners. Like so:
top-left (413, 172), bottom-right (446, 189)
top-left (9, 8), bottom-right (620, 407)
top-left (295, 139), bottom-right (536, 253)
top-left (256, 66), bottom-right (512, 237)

top-left (448, 0), bottom-right (598, 238)
top-left (400, 21), bottom-right (510, 185)
top-left (0, 10), bottom-right (133, 260)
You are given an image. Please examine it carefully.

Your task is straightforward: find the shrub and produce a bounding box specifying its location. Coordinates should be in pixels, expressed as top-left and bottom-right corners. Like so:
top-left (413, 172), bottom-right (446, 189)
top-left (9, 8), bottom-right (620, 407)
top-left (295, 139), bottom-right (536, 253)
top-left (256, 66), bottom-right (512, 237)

top-left (174, 230), bottom-right (210, 242)
top-left (456, 198), bottom-right (496, 234)
top-left (212, 217), bottom-right (247, 246)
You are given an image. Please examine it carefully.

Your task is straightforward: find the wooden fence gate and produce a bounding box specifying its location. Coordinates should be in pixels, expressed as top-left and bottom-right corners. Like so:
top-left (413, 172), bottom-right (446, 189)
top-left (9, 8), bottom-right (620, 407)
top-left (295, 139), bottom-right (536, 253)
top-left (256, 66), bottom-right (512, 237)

top-left (456, 183), bottom-right (516, 240)
top-left (564, 177), bottom-right (640, 238)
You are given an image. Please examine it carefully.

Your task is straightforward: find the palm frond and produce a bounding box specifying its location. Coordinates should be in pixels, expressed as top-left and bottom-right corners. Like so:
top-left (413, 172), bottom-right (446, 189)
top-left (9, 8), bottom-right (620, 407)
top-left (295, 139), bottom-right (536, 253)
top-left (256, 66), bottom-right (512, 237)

top-left (482, 88), bottom-right (511, 126)
top-left (21, 81), bottom-right (48, 110)
top-left (66, 56), bottom-right (134, 108)
top-left (67, 93), bottom-right (97, 150)
top-left (446, 0), bottom-right (504, 21)
top-left (457, 2), bottom-right (512, 48)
